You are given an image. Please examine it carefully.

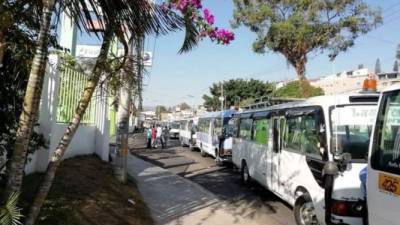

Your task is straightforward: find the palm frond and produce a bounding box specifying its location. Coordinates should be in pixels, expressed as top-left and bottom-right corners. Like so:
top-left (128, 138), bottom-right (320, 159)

top-left (60, 0), bottom-right (184, 38)
top-left (178, 14), bottom-right (199, 54)
top-left (0, 192), bottom-right (23, 225)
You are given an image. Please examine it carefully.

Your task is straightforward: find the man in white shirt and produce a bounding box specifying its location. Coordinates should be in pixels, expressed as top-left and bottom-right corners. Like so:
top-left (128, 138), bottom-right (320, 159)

top-left (156, 125), bottom-right (163, 148)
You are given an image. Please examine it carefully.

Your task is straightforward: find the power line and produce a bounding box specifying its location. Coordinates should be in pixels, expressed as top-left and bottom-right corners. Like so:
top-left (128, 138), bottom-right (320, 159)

top-left (365, 35), bottom-right (397, 45)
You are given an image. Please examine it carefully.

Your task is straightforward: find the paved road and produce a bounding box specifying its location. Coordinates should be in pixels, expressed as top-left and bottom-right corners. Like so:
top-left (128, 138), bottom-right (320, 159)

top-left (130, 133), bottom-right (296, 225)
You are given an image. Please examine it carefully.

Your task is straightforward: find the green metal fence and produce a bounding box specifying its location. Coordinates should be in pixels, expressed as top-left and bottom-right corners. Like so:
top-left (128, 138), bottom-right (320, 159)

top-left (56, 65), bottom-right (96, 124)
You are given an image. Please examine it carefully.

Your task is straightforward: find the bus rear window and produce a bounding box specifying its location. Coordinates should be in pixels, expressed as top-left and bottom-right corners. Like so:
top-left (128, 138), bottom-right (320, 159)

top-left (331, 105), bottom-right (377, 161)
top-left (372, 90), bottom-right (400, 174)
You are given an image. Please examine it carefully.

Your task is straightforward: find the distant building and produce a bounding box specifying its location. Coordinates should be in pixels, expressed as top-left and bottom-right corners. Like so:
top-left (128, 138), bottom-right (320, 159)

top-left (377, 72), bottom-right (400, 89)
top-left (276, 68), bottom-right (400, 95)
top-left (309, 68), bottom-right (370, 95)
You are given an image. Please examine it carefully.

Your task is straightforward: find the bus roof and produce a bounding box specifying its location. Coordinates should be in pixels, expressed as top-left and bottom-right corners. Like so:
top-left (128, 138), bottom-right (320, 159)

top-left (199, 109), bottom-right (237, 119)
top-left (382, 83), bottom-right (400, 93)
top-left (236, 92), bottom-right (379, 115)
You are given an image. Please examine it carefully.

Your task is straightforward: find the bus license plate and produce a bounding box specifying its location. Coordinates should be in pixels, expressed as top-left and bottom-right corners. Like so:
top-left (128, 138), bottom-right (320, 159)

top-left (379, 173), bottom-right (400, 196)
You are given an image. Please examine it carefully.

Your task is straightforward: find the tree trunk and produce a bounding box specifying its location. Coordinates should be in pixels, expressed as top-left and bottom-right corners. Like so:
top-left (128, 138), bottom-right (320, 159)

top-left (294, 57), bottom-right (311, 98)
top-left (5, 0), bottom-right (55, 197)
top-left (115, 36), bottom-right (134, 183)
top-left (24, 25), bottom-right (114, 225)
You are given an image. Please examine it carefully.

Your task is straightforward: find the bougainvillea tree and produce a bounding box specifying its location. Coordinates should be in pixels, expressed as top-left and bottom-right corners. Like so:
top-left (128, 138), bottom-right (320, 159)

top-left (162, 0), bottom-right (235, 45)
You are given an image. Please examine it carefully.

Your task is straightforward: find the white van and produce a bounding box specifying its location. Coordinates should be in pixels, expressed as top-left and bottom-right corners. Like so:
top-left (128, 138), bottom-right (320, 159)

top-left (367, 83), bottom-right (400, 225)
top-left (179, 117), bottom-right (198, 149)
top-left (169, 121), bottom-right (180, 139)
top-left (232, 93), bottom-right (378, 225)
top-left (197, 109), bottom-right (236, 162)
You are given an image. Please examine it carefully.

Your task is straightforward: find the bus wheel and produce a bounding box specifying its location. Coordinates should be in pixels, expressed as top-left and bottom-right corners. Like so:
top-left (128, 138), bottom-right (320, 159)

top-left (294, 194), bottom-right (318, 225)
top-left (241, 162), bottom-right (251, 185)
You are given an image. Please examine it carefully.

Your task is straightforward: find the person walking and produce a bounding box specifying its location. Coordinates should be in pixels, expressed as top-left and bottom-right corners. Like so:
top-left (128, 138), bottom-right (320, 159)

top-left (151, 125), bottom-right (157, 148)
top-left (162, 126), bottom-right (169, 148)
top-left (146, 127), bottom-right (152, 149)
top-left (156, 125), bottom-right (163, 148)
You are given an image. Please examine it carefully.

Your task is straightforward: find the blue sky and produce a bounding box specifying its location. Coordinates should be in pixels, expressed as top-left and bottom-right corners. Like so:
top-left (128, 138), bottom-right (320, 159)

top-left (79, 0), bottom-right (400, 107)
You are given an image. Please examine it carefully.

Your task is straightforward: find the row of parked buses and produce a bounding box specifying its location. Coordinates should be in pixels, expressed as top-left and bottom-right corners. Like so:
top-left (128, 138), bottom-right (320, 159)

top-left (176, 83), bottom-right (400, 225)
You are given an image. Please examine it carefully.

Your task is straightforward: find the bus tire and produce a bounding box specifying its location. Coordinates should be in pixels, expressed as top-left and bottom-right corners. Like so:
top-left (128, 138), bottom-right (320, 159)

top-left (241, 161), bottom-right (251, 185)
top-left (294, 194), bottom-right (319, 225)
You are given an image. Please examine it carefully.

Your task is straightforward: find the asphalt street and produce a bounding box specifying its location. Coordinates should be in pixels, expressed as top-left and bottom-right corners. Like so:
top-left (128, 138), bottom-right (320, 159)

top-left (130, 133), bottom-right (296, 225)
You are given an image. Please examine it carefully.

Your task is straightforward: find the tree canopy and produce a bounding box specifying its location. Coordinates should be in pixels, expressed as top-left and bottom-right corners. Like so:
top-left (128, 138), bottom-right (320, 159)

top-left (231, 0), bottom-right (381, 95)
top-left (275, 81), bottom-right (324, 98)
top-left (179, 102), bottom-right (191, 110)
top-left (203, 78), bottom-right (275, 111)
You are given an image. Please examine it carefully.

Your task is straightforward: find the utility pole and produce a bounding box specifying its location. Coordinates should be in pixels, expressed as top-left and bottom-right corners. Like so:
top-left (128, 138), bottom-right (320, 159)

top-left (137, 36), bottom-right (144, 112)
top-left (219, 82), bottom-right (224, 112)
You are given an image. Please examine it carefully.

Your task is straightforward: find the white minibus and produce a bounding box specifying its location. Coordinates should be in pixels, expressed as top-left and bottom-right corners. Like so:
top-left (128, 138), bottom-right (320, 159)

top-left (367, 83), bottom-right (400, 225)
top-left (169, 121), bottom-right (180, 139)
top-left (197, 109), bottom-right (236, 162)
top-left (232, 93), bottom-right (378, 225)
top-left (179, 117), bottom-right (198, 149)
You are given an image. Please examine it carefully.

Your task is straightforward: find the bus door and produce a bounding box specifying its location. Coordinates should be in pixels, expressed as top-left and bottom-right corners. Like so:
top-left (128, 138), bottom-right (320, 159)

top-left (368, 90), bottom-right (400, 225)
top-left (269, 116), bottom-right (285, 195)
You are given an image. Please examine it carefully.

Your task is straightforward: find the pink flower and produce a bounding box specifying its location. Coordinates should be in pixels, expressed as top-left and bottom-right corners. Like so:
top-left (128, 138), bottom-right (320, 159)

top-left (203, 8), bottom-right (214, 25)
top-left (191, 0), bottom-right (202, 9)
top-left (215, 28), bottom-right (235, 44)
top-left (208, 28), bottom-right (217, 40)
top-left (177, 0), bottom-right (188, 11)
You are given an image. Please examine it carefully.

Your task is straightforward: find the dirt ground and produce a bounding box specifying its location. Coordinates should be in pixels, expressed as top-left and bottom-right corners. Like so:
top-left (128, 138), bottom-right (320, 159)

top-left (20, 155), bottom-right (153, 225)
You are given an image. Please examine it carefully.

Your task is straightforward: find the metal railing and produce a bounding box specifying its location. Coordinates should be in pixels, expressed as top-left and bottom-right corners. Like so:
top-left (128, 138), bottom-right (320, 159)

top-left (242, 96), bottom-right (303, 110)
top-left (56, 65), bottom-right (96, 124)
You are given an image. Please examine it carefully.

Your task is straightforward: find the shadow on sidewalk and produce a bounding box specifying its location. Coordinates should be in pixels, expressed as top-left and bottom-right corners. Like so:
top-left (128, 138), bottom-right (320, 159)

top-left (127, 155), bottom-right (220, 225)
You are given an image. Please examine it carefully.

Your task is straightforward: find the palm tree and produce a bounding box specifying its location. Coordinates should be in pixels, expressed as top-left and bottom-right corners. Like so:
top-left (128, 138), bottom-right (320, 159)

top-left (115, 35), bottom-right (136, 183)
top-left (24, 23), bottom-right (116, 225)
top-left (6, 0), bottom-right (57, 197)
top-left (5, 0), bottom-right (189, 198)
top-left (21, 1), bottom-right (200, 224)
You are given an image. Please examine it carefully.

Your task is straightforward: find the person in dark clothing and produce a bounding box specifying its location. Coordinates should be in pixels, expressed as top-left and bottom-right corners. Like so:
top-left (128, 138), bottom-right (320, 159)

top-left (146, 127), bottom-right (152, 149)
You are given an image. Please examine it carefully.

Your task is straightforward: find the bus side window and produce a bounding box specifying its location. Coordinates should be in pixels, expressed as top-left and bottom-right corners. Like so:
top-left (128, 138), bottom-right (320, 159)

top-left (285, 116), bottom-right (303, 152)
top-left (301, 113), bottom-right (322, 158)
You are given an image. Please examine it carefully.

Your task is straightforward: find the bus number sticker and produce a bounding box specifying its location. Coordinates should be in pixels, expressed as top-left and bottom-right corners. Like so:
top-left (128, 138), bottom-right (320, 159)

top-left (379, 173), bottom-right (400, 196)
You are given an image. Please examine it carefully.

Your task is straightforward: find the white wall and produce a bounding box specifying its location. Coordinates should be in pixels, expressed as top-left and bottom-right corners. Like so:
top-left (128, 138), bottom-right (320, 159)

top-left (25, 55), bottom-right (110, 174)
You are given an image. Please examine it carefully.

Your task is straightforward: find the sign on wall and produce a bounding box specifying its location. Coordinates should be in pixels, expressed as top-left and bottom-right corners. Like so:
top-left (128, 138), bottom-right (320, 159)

top-left (76, 45), bottom-right (152, 67)
top-left (76, 45), bottom-right (101, 58)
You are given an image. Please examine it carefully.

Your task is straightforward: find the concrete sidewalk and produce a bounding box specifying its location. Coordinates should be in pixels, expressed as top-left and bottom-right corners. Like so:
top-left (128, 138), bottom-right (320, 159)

top-left (127, 154), bottom-right (263, 225)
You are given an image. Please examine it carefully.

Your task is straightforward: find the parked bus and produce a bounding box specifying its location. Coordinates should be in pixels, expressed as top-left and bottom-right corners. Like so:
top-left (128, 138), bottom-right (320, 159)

top-left (179, 117), bottom-right (198, 149)
top-left (197, 109), bottom-right (236, 162)
top-left (232, 93), bottom-right (378, 225)
top-left (367, 84), bottom-right (400, 225)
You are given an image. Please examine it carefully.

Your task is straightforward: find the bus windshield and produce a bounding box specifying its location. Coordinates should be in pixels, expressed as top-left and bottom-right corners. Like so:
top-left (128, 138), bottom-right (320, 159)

top-left (170, 123), bottom-right (180, 129)
top-left (331, 105), bottom-right (377, 161)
